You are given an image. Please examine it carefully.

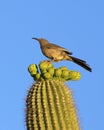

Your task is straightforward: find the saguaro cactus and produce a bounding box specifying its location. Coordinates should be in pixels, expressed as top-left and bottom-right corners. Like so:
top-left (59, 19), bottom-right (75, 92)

top-left (26, 61), bottom-right (81, 130)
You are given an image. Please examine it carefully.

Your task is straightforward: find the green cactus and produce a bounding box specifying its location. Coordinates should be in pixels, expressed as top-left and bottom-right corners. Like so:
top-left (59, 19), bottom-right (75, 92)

top-left (26, 61), bottom-right (81, 130)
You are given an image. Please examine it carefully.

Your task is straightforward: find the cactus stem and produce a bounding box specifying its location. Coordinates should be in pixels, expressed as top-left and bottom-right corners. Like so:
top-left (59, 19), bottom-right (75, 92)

top-left (26, 61), bottom-right (81, 130)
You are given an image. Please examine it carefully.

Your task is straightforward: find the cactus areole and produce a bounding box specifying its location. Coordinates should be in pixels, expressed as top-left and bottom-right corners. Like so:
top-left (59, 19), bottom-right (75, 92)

top-left (26, 61), bottom-right (81, 130)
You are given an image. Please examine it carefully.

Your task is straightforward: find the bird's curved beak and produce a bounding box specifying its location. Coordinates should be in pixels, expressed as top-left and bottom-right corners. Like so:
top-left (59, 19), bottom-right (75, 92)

top-left (32, 38), bottom-right (39, 41)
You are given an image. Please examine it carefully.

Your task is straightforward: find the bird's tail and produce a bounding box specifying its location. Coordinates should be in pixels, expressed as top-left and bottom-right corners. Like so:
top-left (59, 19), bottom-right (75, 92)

top-left (70, 56), bottom-right (92, 72)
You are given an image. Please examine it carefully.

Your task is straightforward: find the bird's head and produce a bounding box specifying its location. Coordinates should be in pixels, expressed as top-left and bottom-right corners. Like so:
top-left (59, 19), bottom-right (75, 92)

top-left (32, 38), bottom-right (49, 45)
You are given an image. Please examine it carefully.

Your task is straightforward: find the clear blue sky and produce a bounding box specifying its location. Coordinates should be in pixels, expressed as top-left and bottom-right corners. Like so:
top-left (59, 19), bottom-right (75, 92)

top-left (0, 0), bottom-right (104, 130)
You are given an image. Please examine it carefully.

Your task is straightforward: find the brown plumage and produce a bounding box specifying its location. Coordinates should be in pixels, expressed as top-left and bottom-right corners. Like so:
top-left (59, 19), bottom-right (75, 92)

top-left (32, 38), bottom-right (92, 72)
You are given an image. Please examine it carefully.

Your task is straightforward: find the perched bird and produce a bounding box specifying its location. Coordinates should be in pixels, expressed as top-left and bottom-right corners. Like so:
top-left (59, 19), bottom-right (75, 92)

top-left (32, 38), bottom-right (92, 72)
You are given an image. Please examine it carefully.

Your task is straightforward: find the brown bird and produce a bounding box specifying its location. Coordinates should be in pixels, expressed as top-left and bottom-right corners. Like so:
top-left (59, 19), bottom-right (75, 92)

top-left (32, 38), bottom-right (92, 72)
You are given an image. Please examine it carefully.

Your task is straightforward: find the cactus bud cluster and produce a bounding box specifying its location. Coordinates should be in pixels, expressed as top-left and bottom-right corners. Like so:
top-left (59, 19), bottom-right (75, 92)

top-left (28, 61), bottom-right (81, 81)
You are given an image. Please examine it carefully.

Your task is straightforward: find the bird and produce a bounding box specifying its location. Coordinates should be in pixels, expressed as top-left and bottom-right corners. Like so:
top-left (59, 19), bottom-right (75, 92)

top-left (32, 38), bottom-right (92, 72)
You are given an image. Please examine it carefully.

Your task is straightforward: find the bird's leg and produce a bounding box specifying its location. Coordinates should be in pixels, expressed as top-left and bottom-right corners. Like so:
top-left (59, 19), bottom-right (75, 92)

top-left (47, 59), bottom-right (54, 63)
top-left (44, 58), bottom-right (60, 63)
top-left (49, 59), bottom-right (61, 62)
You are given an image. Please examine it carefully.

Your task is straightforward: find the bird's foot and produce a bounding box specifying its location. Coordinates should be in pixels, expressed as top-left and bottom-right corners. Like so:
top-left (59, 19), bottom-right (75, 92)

top-left (49, 59), bottom-right (55, 62)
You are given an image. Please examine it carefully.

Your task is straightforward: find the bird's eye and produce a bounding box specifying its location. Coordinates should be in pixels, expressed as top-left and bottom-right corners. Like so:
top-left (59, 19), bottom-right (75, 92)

top-left (47, 47), bottom-right (50, 49)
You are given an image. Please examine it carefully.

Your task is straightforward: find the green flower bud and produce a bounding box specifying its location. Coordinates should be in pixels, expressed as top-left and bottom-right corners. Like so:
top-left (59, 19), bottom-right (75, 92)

top-left (47, 62), bottom-right (53, 68)
top-left (47, 67), bottom-right (55, 76)
top-left (34, 73), bottom-right (41, 80)
top-left (41, 70), bottom-right (47, 74)
top-left (28, 64), bottom-right (38, 75)
top-left (30, 71), bottom-right (37, 76)
top-left (62, 70), bottom-right (70, 78)
top-left (68, 71), bottom-right (81, 80)
top-left (54, 69), bottom-right (62, 77)
top-left (43, 72), bottom-right (52, 79)
top-left (39, 61), bottom-right (49, 71)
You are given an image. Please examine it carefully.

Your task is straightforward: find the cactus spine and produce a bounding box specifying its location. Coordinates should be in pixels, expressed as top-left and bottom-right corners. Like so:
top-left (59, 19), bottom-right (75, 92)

top-left (26, 61), bottom-right (81, 130)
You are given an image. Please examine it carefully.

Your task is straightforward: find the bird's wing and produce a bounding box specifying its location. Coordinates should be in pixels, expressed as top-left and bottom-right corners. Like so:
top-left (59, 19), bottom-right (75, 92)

top-left (46, 43), bottom-right (73, 55)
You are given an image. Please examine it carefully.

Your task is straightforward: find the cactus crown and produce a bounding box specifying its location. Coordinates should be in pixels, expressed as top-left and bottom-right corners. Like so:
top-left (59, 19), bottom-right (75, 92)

top-left (28, 61), bottom-right (81, 81)
top-left (26, 61), bottom-right (81, 130)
